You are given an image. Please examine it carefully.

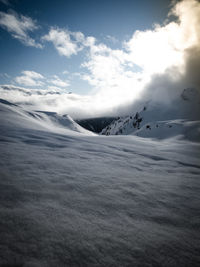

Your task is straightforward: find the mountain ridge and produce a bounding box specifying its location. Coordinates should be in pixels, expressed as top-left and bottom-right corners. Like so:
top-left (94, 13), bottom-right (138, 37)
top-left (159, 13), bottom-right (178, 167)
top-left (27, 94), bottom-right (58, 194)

top-left (100, 88), bottom-right (200, 141)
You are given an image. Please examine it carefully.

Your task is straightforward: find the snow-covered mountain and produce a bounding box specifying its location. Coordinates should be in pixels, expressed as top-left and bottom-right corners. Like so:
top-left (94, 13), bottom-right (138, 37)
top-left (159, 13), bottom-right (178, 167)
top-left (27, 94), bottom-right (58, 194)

top-left (100, 88), bottom-right (200, 141)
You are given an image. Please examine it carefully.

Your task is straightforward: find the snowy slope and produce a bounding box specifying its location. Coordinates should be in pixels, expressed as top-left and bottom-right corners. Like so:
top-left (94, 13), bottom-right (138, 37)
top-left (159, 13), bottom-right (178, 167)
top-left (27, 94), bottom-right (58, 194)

top-left (100, 88), bottom-right (200, 141)
top-left (0, 99), bottom-right (200, 266)
top-left (0, 99), bottom-right (95, 136)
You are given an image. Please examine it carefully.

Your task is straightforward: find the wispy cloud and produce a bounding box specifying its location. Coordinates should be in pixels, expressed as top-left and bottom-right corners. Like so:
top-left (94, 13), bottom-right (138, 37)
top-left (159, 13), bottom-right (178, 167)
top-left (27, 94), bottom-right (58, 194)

top-left (62, 70), bottom-right (69, 75)
top-left (0, 84), bottom-right (61, 95)
top-left (0, 72), bottom-right (10, 78)
top-left (0, 11), bottom-right (42, 48)
top-left (105, 35), bottom-right (118, 44)
top-left (14, 71), bottom-right (70, 91)
top-left (50, 75), bottom-right (70, 88)
top-left (42, 28), bottom-right (84, 58)
top-left (42, 27), bottom-right (96, 58)
top-left (0, 0), bottom-right (10, 5)
top-left (15, 71), bottom-right (44, 87)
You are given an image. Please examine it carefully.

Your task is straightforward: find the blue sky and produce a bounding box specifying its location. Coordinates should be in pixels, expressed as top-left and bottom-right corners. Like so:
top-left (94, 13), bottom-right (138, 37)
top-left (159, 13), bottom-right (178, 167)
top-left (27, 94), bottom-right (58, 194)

top-left (0, 0), bottom-right (199, 118)
top-left (0, 0), bottom-right (172, 94)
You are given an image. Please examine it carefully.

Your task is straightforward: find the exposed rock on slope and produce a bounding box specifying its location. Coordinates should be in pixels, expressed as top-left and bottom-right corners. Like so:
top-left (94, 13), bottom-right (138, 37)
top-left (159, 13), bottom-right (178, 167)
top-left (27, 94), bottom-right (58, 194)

top-left (76, 117), bottom-right (116, 133)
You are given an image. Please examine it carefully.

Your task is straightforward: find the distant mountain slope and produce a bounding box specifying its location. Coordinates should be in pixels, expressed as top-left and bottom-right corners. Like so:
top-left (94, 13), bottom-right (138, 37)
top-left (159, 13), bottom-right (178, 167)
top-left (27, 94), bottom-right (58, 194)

top-left (100, 88), bottom-right (200, 141)
top-left (76, 117), bottom-right (116, 133)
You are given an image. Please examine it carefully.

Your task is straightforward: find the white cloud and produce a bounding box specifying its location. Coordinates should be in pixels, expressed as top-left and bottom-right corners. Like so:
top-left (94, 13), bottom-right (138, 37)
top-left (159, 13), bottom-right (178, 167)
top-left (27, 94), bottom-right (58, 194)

top-left (83, 36), bottom-right (96, 47)
top-left (15, 71), bottom-right (44, 87)
top-left (42, 28), bottom-right (83, 58)
top-left (47, 85), bottom-right (62, 91)
top-left (62, 70), bottom-right (69, 75)
top-left (71, 31), bottom-right (85, 43)
top-left (15, 72), bottom-right (69, 91)
top-left (22, 71), bottom-right (44, 79)
top-left (42, 27), bottom-right (98, 58)
top-left (50, 76), bottom-right (70, 88)
top-left (124, 0), bottom-right (200, 75)
top-left (0, 11), bottom-right (42, 48)
top-left (80, 0), bottom-right (200, 110)
top-left (81, 38), bottom-right (146, 109)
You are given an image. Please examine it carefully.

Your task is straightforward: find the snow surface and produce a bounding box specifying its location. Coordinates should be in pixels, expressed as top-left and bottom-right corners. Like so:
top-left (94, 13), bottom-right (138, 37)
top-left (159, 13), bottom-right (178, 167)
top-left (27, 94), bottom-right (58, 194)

top-left (0, 100), bottom-right (200, 266)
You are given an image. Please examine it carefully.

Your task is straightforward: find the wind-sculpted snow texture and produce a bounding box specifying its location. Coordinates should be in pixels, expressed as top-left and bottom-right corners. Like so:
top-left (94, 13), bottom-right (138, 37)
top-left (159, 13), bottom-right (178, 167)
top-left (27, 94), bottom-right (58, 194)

top-left (0, 100), bottom-right (200, 267)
